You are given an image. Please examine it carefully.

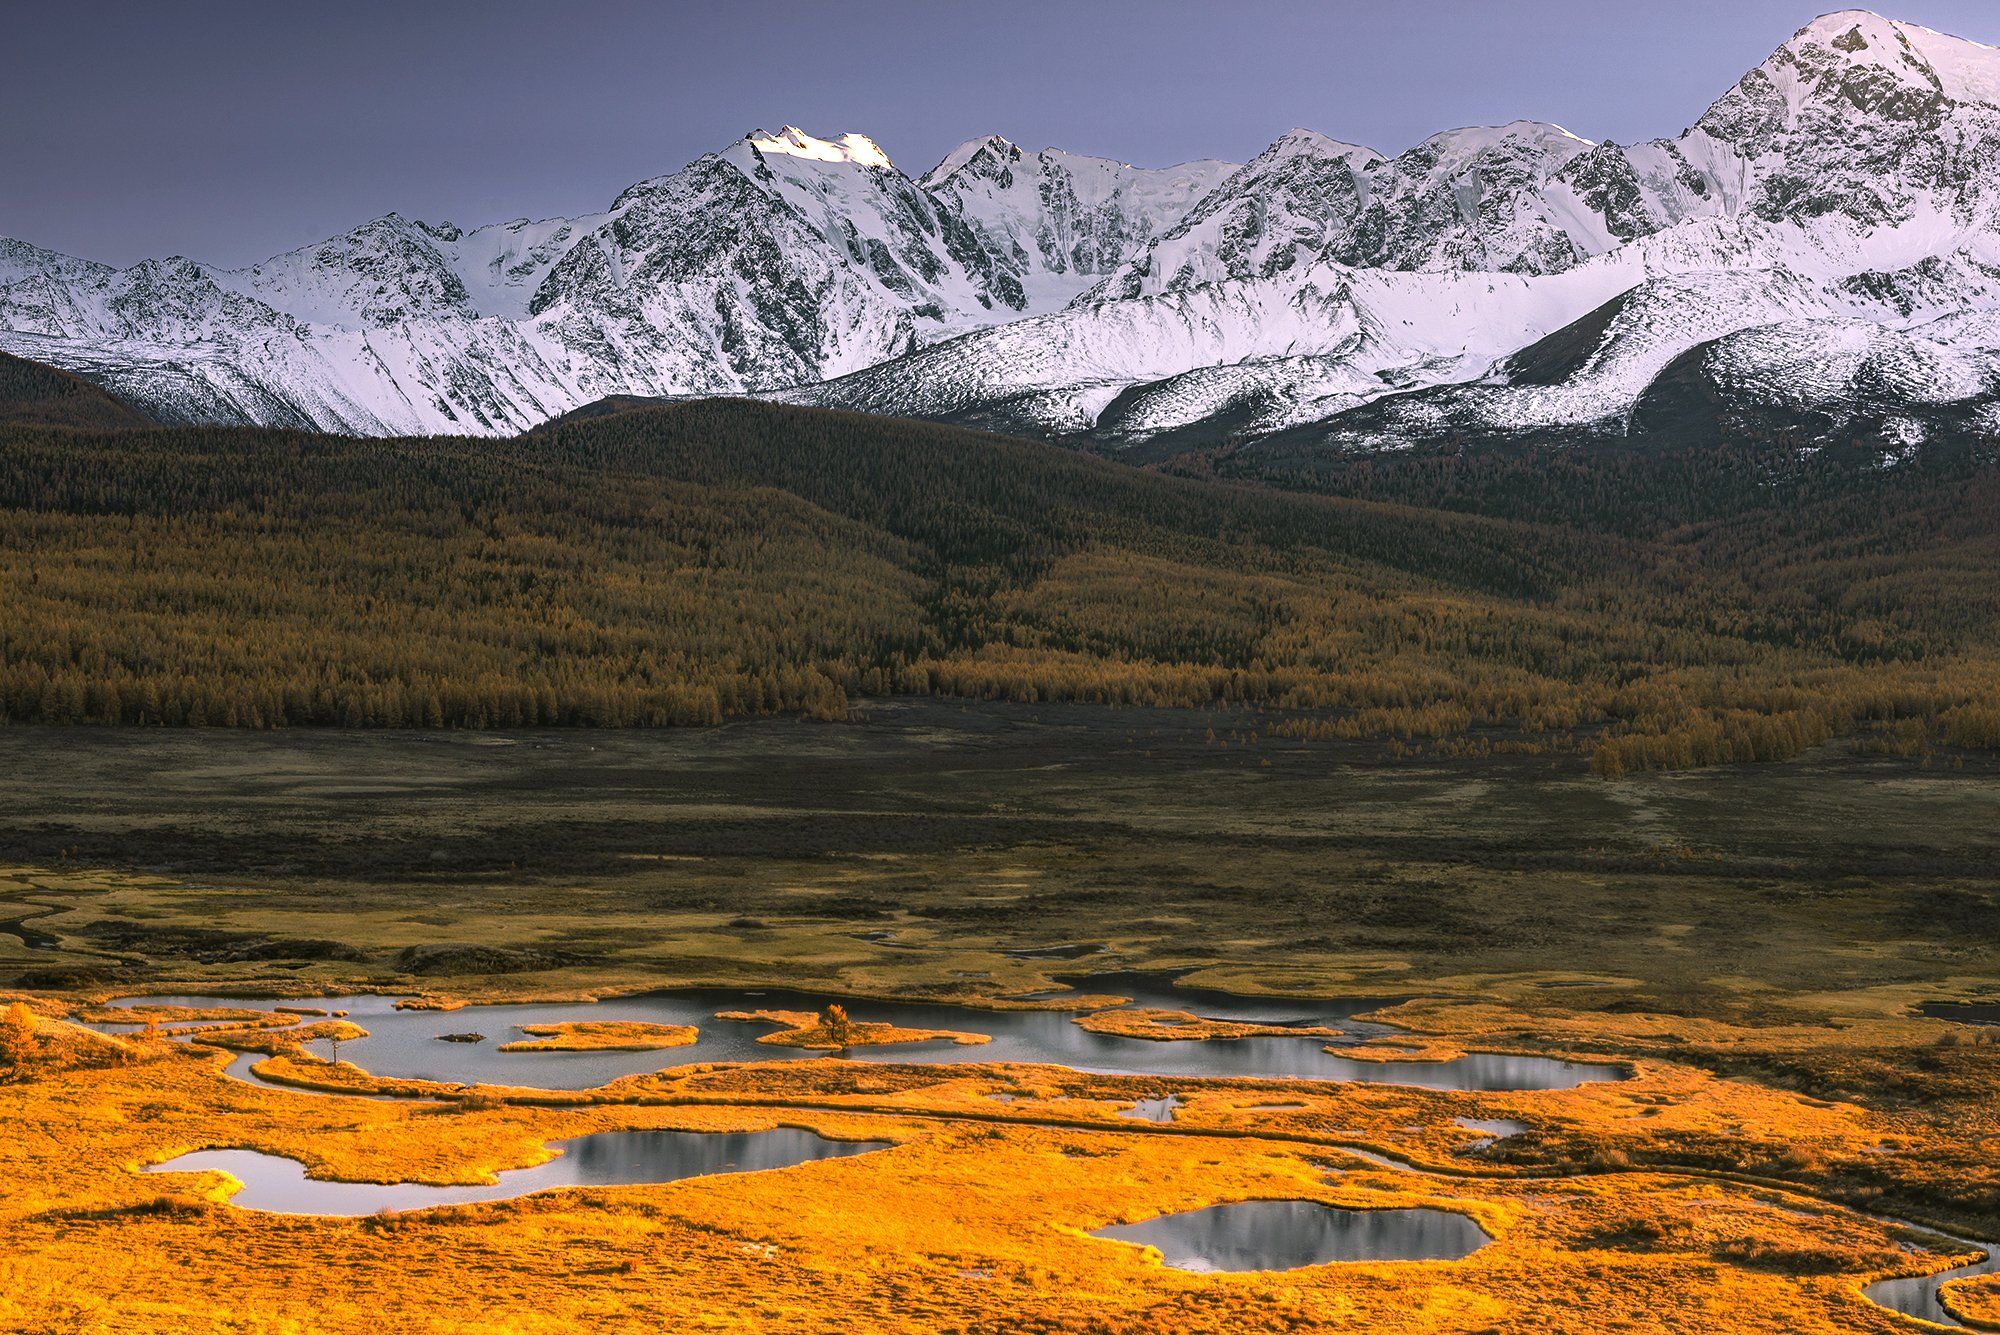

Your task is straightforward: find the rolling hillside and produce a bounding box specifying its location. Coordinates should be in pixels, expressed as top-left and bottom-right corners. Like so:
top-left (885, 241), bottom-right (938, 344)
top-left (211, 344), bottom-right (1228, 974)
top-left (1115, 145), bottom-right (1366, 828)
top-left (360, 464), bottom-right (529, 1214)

top-left (0, 351), bottom-right (152, 430)
top-left (1, 393), bottom-right (1996, 773)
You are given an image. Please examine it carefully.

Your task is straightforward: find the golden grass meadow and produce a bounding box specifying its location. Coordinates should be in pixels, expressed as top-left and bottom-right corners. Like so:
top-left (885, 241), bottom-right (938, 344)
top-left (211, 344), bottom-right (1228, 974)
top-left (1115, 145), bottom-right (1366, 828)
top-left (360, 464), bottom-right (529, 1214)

top-left (2, 709), bottom-right (1998, 1335)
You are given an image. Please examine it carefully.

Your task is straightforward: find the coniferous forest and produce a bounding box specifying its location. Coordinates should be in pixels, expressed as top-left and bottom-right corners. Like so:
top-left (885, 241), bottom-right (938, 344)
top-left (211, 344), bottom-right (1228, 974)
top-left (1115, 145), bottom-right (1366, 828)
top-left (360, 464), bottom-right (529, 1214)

top-left (2, 380), bottom-right (1997, 775)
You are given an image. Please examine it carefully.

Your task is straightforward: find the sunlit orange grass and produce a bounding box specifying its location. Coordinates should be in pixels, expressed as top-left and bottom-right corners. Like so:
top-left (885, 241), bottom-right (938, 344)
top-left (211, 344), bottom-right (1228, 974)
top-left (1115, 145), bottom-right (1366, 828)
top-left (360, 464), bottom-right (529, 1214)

top-left (1336, 1037), bottom-right (1472, 1064)
top-left (1072, 1007), bottom-right (1344, 1042)
top-left (0, 1034), bottom-right (1961, 1335)
top-left (0, 1008), bottom-right (147, 1076)
top-left (73, 1004), bottom-right (299, 1032)
top-left (201, 1018), bottom-right (372, 1053)
top-left (393, 995), bottom-right (469, 1012)
top-left (717, 1007), bottom-right (992, 1050)
top-left (1942, 1272), bottom-right (2000, 1328)
top-left (497, 1021), bottom-right (698, 1052)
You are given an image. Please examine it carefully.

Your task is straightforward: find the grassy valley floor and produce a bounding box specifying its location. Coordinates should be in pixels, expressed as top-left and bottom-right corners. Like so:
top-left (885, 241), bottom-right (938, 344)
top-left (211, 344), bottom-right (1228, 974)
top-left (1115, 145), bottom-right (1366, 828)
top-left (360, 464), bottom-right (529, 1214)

top-left (3, 702), bottom-right (1999, 1332)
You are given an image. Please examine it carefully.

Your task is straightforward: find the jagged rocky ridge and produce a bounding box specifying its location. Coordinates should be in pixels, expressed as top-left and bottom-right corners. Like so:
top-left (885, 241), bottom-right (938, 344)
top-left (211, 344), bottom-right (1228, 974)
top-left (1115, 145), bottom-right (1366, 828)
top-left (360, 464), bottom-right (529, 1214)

top-left (8, 10), bottom-right (2000, 453)
top-left (0, 128), bottom-right (1232, 435)
top-left (791, 12), bottom-right (2000, 455)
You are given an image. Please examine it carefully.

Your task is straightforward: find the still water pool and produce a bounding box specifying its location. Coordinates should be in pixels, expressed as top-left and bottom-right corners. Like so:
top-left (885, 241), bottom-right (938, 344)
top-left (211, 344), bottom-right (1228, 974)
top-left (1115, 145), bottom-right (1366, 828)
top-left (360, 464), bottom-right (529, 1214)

top-left (148, 1126), bottom-right (888, 1215)
top-left (105, 973), bottom-right (1624, 1093)
top-left (1093, 1200), bottom-right (1489, 1272)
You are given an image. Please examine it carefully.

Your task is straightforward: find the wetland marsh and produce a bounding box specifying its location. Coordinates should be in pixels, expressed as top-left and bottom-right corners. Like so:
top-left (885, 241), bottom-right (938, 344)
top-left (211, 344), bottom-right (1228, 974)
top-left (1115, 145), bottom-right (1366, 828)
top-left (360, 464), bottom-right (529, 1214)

top-left (101, 983), bottom-right (1623, 1091)
top-left (4, 704), bottom-right (2000, 1333)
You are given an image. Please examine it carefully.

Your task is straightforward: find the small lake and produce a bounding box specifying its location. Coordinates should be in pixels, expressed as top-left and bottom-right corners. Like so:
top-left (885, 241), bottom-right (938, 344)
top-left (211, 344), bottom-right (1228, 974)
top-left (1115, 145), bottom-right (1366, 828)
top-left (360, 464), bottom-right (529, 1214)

top-left (1920, 1002), bottom-right (2000, 1027)
top-left (1093, 1200), bottom-right (1489, 1272)
top-left (147, 1127), bottom-right (888, 1216)
top-left (103, 972), bottom-right (1623, 1093)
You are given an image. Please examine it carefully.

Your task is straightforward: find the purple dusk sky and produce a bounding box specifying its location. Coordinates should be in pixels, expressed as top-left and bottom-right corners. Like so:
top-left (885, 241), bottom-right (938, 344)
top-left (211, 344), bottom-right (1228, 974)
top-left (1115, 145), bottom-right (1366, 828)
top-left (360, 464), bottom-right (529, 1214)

top-left (6, 1), bottom-right (1999, 269)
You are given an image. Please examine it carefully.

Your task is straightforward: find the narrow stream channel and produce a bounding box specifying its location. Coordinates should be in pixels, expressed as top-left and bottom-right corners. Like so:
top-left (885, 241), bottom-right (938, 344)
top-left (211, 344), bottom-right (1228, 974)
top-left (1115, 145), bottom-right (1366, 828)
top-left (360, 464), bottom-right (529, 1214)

top-left (1861, 1228), bottom-right (2000, 1328)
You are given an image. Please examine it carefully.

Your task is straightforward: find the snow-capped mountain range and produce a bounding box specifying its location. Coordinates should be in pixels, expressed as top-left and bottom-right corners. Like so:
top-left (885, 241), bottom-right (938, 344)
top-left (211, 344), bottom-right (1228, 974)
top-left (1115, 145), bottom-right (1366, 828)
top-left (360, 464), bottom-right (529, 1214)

top-left (8, 10), bottom-right (2000, 453)
top-left (0, 127), bottom-right (1231, 435)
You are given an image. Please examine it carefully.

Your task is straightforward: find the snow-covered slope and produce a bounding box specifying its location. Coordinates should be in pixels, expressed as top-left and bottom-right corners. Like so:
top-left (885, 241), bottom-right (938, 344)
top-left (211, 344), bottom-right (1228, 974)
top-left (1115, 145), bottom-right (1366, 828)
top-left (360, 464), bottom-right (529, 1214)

top-left (922, 136), bottom-right (1237, 311)
top-left (796, 11), bottom-right (2000, 452)
top-left (0, 126), bottom-right (1232, 434)
top-left (1083, 130), bottom-right (1386, 301)
top-left (10, 10), bottom-right (2000, 451)
top-left (0, 238), bottom-right (110, 289)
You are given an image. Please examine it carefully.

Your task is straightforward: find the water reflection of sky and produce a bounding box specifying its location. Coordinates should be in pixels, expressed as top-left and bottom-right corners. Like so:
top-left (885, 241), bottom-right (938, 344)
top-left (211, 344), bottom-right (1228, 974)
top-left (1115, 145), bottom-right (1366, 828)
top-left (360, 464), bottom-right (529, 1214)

top-left (106, 973), bottom-right (1624, 1092)
top-left (1094, 1201), bottom-right (1489, 1272)
top-left (148, 1127), bottom-right (888, 1215)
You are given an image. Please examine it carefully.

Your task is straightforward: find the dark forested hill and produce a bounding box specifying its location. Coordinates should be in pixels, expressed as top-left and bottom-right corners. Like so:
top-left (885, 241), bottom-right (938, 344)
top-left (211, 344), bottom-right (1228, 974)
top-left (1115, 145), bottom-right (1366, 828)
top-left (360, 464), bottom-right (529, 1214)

top-left (1, 392), bottom-right (1995, 774)
top-left (0, 351), bottom-right (153, 431)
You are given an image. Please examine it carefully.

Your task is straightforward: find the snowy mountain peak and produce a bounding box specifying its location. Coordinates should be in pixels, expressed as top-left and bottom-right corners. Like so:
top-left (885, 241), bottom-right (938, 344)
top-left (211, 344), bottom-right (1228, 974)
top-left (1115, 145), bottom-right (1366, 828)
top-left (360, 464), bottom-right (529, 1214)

top-left (1791, 10), bottom-right (1918, 47)
top-left (920, 138), bottom-right (1239, 310)
top-left (1683, 7), bottom-right (2000, 231)
top-left (1706, 7), bottom-right (2000, 143)
top-left (1260, 128), bottom-right (1383, 166)
top-left (10, 11), bottom-right (2000, 447)
top-left (923, 134), bottom-right (1021, 186)
top-left (742, 126), bottom-right (895, 169)
top-left (145, 256), bottom-right (209, 283)
top-left (0, 236), bottom-right (112, 288)
top-left (1407, 120), bottom-right (1596, 163)
top-left (1782, 10), bottom-right (2000, 106)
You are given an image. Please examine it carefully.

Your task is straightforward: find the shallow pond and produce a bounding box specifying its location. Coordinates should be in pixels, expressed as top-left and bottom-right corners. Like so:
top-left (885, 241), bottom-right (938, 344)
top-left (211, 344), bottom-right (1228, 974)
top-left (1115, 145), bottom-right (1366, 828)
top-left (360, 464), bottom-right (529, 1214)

top-left (1093, 1200), bottom-right (1489, 1272)
top-left (1453, 1117), bottom-right (1531, 1153)
top-left (1920, 1001), bottom-right (2000, 1027)
top-left (1118, 1094), bottom-right (1183, 1123)
top-left (104, 973), bottom-right (1624, 1093)
top-left (147, 1127), bottom-right (888, 1216)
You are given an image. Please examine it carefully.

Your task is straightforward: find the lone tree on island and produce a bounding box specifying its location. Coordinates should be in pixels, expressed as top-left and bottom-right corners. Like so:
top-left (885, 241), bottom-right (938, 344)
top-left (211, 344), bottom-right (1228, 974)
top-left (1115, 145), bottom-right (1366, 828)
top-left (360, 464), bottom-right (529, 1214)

top-left (824, 1004), bottom-right (854, 1049)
